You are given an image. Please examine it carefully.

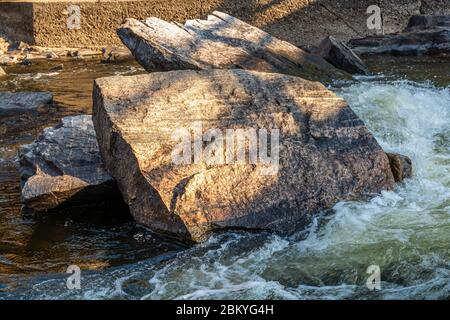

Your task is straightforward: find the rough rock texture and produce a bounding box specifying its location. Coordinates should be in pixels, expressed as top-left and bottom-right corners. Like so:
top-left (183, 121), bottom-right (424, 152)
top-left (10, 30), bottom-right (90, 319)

top-left (314, 36), bottom-right (369, 74)
top-left (0, 66), bottom-right (6, 77)
top-left (348, 15), bottom-right (450, 55)
top-left (19, 115), bottom-right (120, 212)
top-left (1, 1), bottom-right (449, 48)
top-left (93, 69), bottom-right (396, 242)
top-left (387, 153), bottom-right (412, 182)
top-left (117, 11), bottom-right (348, 83)
top-left (0, 92), bottom-right (53, 116)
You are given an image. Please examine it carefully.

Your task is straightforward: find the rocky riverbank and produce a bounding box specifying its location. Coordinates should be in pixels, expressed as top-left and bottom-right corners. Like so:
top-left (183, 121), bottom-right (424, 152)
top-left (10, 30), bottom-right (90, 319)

top-left (9, 12), bottom-right (424, 242)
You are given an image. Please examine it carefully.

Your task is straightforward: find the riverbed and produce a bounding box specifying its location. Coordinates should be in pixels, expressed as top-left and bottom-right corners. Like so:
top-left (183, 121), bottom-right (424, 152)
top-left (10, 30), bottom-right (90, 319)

top-left (0, 55), bottom-right (449, 299)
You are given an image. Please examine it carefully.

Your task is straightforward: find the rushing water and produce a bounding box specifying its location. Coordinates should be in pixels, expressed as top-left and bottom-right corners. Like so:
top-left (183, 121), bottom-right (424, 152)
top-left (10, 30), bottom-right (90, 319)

top-left (0, 56), bottom-right (449, 299)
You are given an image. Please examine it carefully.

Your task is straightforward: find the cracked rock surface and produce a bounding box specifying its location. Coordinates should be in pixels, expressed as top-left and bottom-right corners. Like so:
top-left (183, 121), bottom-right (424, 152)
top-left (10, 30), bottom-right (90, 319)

top-left (93, 69), bottom-right (397, 242)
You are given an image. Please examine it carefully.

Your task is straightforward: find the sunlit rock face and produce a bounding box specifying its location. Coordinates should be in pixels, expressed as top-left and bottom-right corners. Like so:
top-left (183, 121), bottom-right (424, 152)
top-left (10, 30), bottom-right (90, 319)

top-left (93, 69), bottom-right (396, 242)
top-left (117, 11), bottom-right (349, 83)
top-left (19, 115), bottom-right (122, 212)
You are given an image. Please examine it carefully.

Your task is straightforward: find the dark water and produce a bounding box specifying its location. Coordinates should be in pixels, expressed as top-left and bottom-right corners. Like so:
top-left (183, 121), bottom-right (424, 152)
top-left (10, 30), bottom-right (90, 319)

top-left (0, 56), bottom-right (449, 299)
top-left (0, 59), bottom-right (187, 295)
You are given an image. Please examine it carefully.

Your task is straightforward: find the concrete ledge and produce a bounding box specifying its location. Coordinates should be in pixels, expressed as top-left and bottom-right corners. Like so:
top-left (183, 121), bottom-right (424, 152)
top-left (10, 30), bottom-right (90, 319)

top-left (0, 0), bottom-right (449, 48)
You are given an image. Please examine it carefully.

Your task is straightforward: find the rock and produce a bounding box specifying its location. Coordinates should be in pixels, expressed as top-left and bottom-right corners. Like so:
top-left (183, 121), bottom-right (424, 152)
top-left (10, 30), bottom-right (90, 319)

top-left (348, 15), bottom-right (450, 56)
top-left (101, 46), bottom-right (134, 63)
top-left (0, 92), bottom-right (53, 117)
top-left (386, 153), bottom-right (412, 182)
top-left (314, 36), bottom-right (369, 75)
top-left (49, 64), bottom-right (63, 72)
top-left (8, 41), bottom-right (29, 52)
top-left (117, 11), bottom-right (349, 83)
top-left (0, 54), bottom-right (18, 65)
top-left (67, 50), bottom-right (79, 58)
top-left (20, 58), bottom-right (32, 66)
top-left (93, 69), bottom-right (396, 242)
top-left (19, 115), bottom-right (121, 212)
top-left (0, 66), bottom-right (6, 77)
top-left (0, 37), bottom-right (9, 53)
top-left (405, 15), bottom-right (450, 31)
top-left (45, 51), bottom-right (58, 59)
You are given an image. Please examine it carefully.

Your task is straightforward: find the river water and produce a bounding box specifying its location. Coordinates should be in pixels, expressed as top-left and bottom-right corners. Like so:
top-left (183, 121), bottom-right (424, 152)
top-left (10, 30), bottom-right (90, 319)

top-left (0, 56), bottom-right (449, 299)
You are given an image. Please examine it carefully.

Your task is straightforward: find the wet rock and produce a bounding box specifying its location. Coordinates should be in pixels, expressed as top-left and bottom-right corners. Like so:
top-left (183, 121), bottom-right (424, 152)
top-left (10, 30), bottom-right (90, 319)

top-left (348, 15), bottom-right (450, 56)
top-left (19, 115), bottom-right (120, 212)
top-left (405, 15), bottom-right (450, 31)
top-left (93, 69), bottom-right (396, 242)
top-left (314, 36), bottom-right (369, 75)
top-left (20, 58), bottom-right (32, 66)
top-left (49, 64), bottom-right (63, 72)
top-left (117, 11), bottom-right (349, 83)
top-left (387, 153), bottom-right (412, 182)
top-left (0, 92), bottom-right (53, 117)
top-left (101, 46), bottom-right (134, 63)
top-left (45, 51), bottom-right (58, 59)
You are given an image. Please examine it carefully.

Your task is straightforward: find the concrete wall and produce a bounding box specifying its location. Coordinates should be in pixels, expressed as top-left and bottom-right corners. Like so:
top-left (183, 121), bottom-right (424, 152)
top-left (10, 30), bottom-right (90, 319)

top-left (0, 0), bottom-right (449, 48)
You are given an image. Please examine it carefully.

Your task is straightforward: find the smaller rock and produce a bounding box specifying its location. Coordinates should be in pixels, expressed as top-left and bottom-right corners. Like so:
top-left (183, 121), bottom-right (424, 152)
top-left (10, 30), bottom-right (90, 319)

top-left (49, 64), bottom-right (64, 72)
top-left (101, 46), bottom-right (134, 63)
top-left (314, 36), bottom-right (369, 75)
top-left (348, 15), bottom-right (450, 56)
top-left (387, 153), bottom-right (412, 182)
top-left (0, 37), bottom-right (9, 52)
top-left (19, 115), bottom-right (121, 212)
top-left (21, 58), bottom-right (32, 66)
top-left (405, 15), bottom-right (450, 31)
top-left (46, 51), bottom-right (58, 59)
top-left (8, 41), bottom-right (29, 52)
top-left (67, 50), bottom-right (79, 57)
top-left (0, 54), bottom-right (18, 65)
top-left (0, 66), bottom-right (6, 77)
top-left (0, 92), bottom-right (53, 116)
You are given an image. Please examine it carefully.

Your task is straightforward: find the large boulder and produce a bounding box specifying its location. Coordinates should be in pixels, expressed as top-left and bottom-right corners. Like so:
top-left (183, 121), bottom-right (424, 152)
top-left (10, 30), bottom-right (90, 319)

top-left (19, 115), bottom-right (122, 212)
top-left (117, 11), bottom-right (349, 83)
top-left (0, 92), bottom-right (53, 117)
top-left (313, 36), bottom-right (369, 75)
top-left (93, 69), bottom-right (396, 242)
top-left (348, 15), bottom-right (450, 56)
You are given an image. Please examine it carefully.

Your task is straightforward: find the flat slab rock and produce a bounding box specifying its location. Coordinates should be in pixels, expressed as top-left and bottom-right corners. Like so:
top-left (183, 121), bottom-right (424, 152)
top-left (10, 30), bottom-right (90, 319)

top-left (0, 91), bottom-right (53, 116)
top-left (19, 115), bottom-right (119, 212)
top-left (314, 36), bottom-right (369, 75)
top-left (93, 69), bottom-right (397, 242)
top-left (348, 15), bottom-right (450, 55)
top-left (117, 11), bottom-right (349, 83)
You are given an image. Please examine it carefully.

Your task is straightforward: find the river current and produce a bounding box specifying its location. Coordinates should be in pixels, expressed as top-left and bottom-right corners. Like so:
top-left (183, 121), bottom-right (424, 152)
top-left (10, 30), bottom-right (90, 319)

top-left (0, 56), bottom-right (449, 299)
